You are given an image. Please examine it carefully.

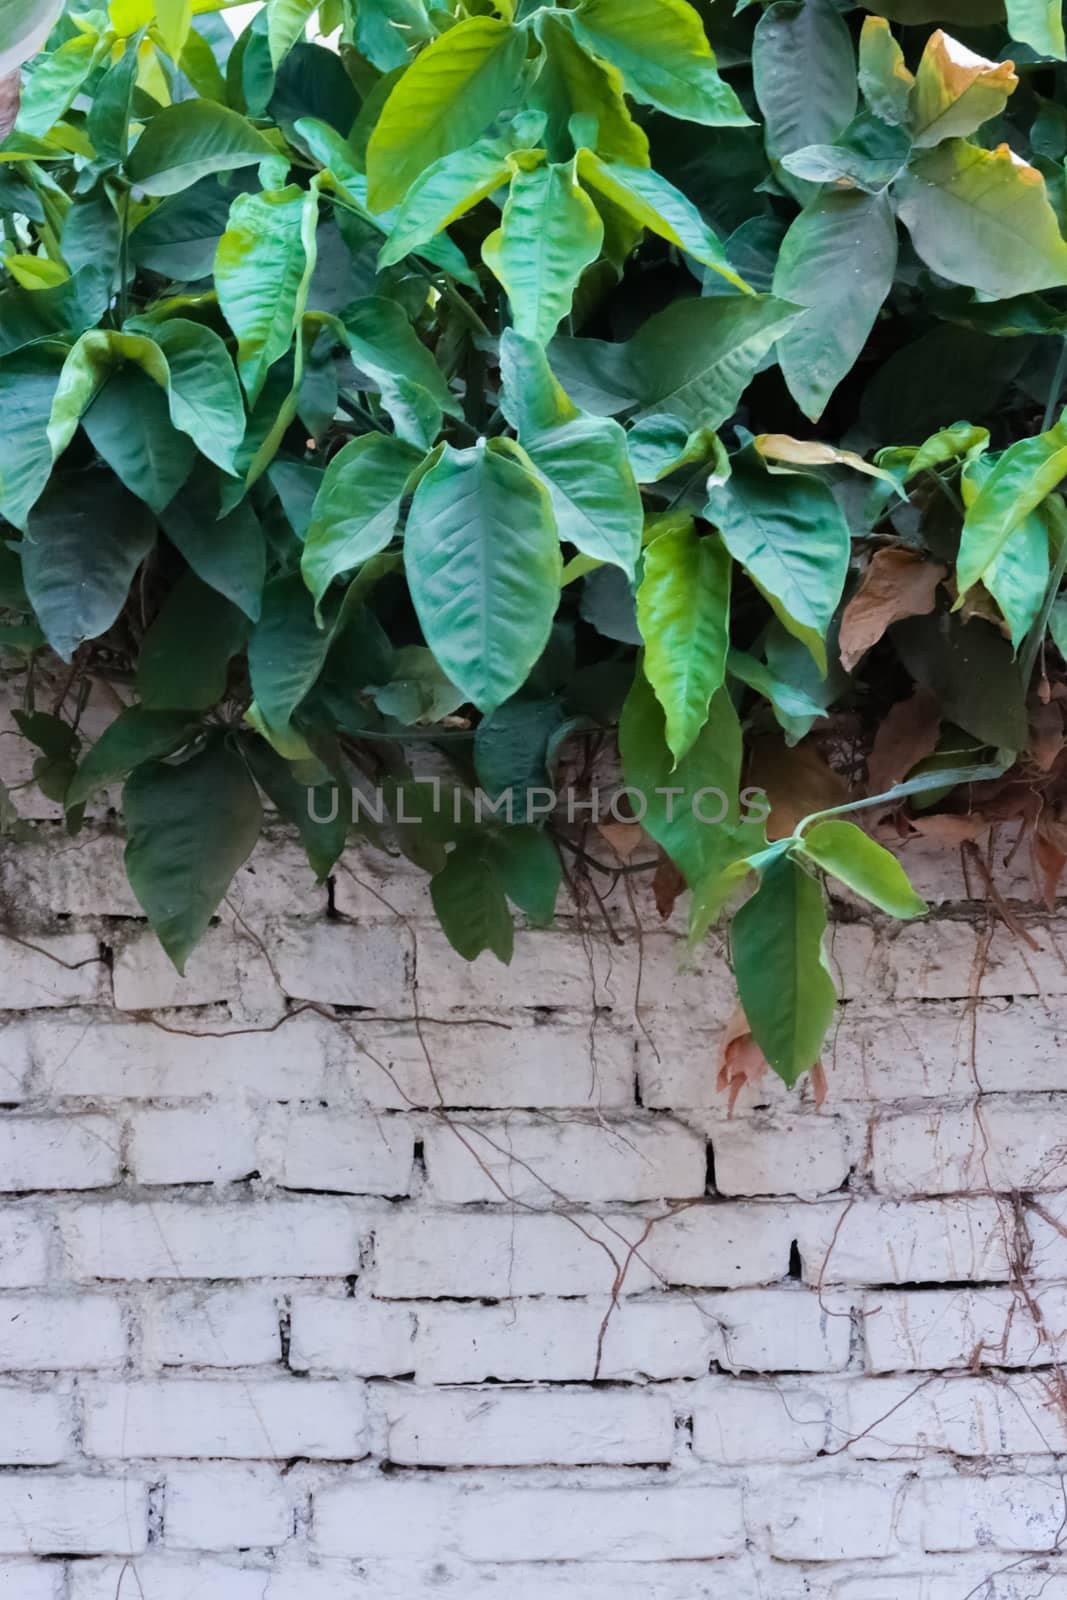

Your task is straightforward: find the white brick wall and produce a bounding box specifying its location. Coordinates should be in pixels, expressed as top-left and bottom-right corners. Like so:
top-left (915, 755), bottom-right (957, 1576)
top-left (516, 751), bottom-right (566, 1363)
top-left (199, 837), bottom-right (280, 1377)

top-left (0, 820), bottom-right (1066, 1594)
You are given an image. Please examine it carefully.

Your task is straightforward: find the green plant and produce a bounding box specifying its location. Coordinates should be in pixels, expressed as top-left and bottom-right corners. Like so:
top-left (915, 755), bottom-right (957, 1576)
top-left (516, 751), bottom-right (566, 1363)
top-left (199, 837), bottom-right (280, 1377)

top-left (1, 0), bottom-right (1066, 1087)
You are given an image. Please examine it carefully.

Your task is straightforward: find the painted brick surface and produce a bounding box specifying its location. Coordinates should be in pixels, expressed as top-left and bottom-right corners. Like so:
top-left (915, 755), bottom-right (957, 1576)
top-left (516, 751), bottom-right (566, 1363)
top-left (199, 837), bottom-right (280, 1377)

top-left (0, 819), bottom-right (1063, 1595)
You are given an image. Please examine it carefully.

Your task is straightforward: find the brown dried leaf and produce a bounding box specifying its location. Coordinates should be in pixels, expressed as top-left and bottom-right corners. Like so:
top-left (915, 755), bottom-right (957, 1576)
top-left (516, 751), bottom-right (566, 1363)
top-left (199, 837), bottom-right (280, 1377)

top-left (652, 854), bottom-right (685, 921)
top-left (909, 813), bottom-right (989, 845)
top-left (717, 1003), bottom-right (771, 1116)
top-left (867, 687), bottom-right (942, 795)
top-left (811, 1059), bottom-right (828, 1109)
top-left (748, 734), bottom-right (848, 840)
top-left (597, 822), bottom-right (644, 861)
top-left (1029, 700), bottom-right (1064, 774)
top-left (839, 549), bottom-right (946, 672)
top-left (1033, 824), bottom-right (1067, 910)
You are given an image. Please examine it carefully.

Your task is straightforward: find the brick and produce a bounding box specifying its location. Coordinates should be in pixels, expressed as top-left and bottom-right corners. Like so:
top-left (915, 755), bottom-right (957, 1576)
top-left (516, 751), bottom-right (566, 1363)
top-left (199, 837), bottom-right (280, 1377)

top-left (0, 833), bottom-right (141, 916)
top-left (288, 1297), bottom-right (416, 1376)
top-left (834, 920), bottom-right (1067, 1003)
top-left (264, 1110), bottom-right (414, 1195)
top-left (83, 1379), bottom-right (368, 1460)
top-left (863, 1284), bottom-right (1067, 1372)
top-left (918, 1472), bottom-right (1065, 1552)
top-left (413, 1297), bottom-right (714, 1384)
top-left (127, 1105), bottom-right (259, 1185)
top-left (0, 1564), bottom-right (60, 1599)
top-left (60, 1199), bottom-right (367, 1279)
top-left (29, 1012), bottom-right (335, 1100)
top-left (0, 1021), bottom-right (34, 1102)
top-left (712, 1116), bottom-right (850, 1197)
top-left (0, 1116), bottom-right (119, 1192)
top-left (701, 1288), bottom-right (853, 1373)
top-left (640, 1202), bottom-right (797, 1288)
top-left (841, 1373), bottom-right (1067, 1458)
top-left (692, 1379), bottom-right (830, 1463)
top-left (0, 932), bottom-right (105, 1009)
top-left (407, 926), bottom-right (628, 1012)
top-left (69, 1562), bottom-right (270, 1600)
top-left (311, 1475), bottom-right (457, 1561)
top-left (143, 1286), bottom-right (282, 1368)
top-left (368, 1210), bottom-right (656, 1299)
top-left (268, 921), bottom-right (413, 1008)
top-left (0, 1387), bottom-right (71, 1464)
top-left (164, 1464), bottom-right (291, 1551)
top-left (379, 1385), bottom-right (677, 1467)
top-left (796, 1198), bottom-right (1013, 1286)
top-left (763, 1472), bottom-right (906, 1560)
top-left (423, 1116), bottom-right (706, 1204)
top-left (0, 1209), bottom-right (51, 1287)
top-left (0, 1294), bottom-right (125, 1370)
top-left (0, 1474), bottom-right (148, 1554)
top-left (871, 1099), bottom-right (1067, 1195)
top-left (111, 925), bottom-right (269, 1011)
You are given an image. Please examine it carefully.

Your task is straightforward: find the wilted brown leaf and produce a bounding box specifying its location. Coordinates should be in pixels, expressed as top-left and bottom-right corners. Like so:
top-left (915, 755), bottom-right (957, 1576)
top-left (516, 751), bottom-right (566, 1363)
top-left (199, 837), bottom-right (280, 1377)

top-left (652, 854), bottom-right (685, 920)
top-left (839, 549), bottom-right (947, 672)
top-left (597, 821), bottom-right (644, 861)
top-left (1033, 825), bottom-right (1067, 910)
top-left (748, 734), bottom-right (848, 840)
top-left (909, 813), bottom-right (989, 845)
top-left (1029, 700), bottom-right (1064, 773)
top-left (717, 1003), bottom-right (771, 1115)
top-left (867, 687), bottom-right (942, 795)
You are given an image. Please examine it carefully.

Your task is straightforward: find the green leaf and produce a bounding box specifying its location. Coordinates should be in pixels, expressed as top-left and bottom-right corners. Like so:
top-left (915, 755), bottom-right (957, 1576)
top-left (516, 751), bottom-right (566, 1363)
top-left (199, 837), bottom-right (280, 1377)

top-left (475, 696), bottom-right (567, 808)
top-left (530, 11), bottom-right (649, 168)
top-left (571, 0), bottom-right (749, 128)
top-left (910, 29), bottom-right (1018, 149)
top-left (215, 183), bottom-right (318, 403)
top-left (124, 737), bottom-right (263, 971)
top-left (892, 611), bottom-right (1027, 755)
top-left (488, 826), bottom-right (561, 925)
top-left (637, 516), bottom-right (731, 765)
top-left (81, 365), bottom-right (197, 514)
top-left (858, 16), bottom-right (914, 126)
top-left (732, 852), bottom-right (837, 1085)
top-left (23, 471), bottom-right (156, 661)
top-left (242, 734), bottom-right (346, 881)
top-left (576, 150), bottom-right (748, 291)
top-left (267, 0), bottom-right (317, 68)
top-left (137, 572), bottom-right (250, 711)
top-left (0, 0), bottom-right (65, 77)
top-left (341, 295), bottom-right (461, 445)
top-left (159, 476), bottom-right (266, 622)
top-left (352, 0), bottom-right (432, 71)
top-left (378, 138), bottom-right (514, 269)
top-left (896, 140), bottom-right (1067, 298)
top-left (482, 161), bottom-right (604, 344)
top-left (67, 707), bottom-right (199, 809)
top-left (499, 329), bottom-right (642, 577)
top-left (140, 318), bottom-right (247, 478)
top-left (799, 819), bottom-right (928, 918)
top-left (366, 16), bottom-right (528, 211)
top-left (404, 439), bottom-right (562, 713)
top-left (126, 102), bottom-right (278, 196)
top-left (431, 841), bottom-right (514, 963)
top-left (156, 0), bottom-right (194, 61)
top-left (17, 32), bottom-right (100, 140)
top-left (0, 345), bottom-right (62, 531)
top-left (961, 453), bottom-right (1051, 650)
top-left (301, 433), bottom-right (425, 613)
top-left (1006, 0), bottom-right (1066, 59)
top-left (705, 447), bottom-right (851, 672)
top-left (956, 411), bottom-right (1067, 595)
top-left (248, 572), bottom-right (333, 730)
top-left (129, 175), bottom-right (236, 280)
top-left (753, 0), bottom-right (857, 200)
top-left (619, 664), bottom-right (754, 888)
top-left (773, 189), bottom-right (898, 423)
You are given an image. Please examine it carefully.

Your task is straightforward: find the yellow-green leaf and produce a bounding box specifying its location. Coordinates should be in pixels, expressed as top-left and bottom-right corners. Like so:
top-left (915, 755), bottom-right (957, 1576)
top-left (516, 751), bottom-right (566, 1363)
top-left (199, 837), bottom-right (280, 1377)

top-left (957, 410), bottom-right (1067, 595)
top-left (482, 161), bottom-right (604, 344)
top-left (910, 29), bottom-right (1018, 148)
top-left (799, 819), bottom-right (929, 918)
top-left (571, 0), bottom-right (750, 128)
top-left (1006, 0), bottom-right (1066, 60)
top-left (267, 0), bottom-right (317, 69)
top-left (637, 515), bottom-right (731, 765)
top-left (858, 16), bottom-right (914, 126)
top-left (155, 0), bottom-right (194, 61)
top-left (378, 138), bottom-right (514, 269)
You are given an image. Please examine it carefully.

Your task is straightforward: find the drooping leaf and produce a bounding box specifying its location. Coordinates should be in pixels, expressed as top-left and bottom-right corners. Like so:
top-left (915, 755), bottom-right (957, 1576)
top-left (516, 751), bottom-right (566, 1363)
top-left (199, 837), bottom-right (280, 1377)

top-left (431, 841), bottom-right (514, 963)
top-left (960, 453), bottom-right (1051, 650)
top-left (129, 175), bottom-right (238, 281)
top-left (483, 160), bottom-right (604, 344)
top-left (892, 610), bottom-right (1027, 754)
top-left (351, 0), bottom-right (433, 71)
top-left (910, 30), bottom-right (1018, 148)
top-left (404, 439), bottom-right (562, 713)
top-left (140, 317), bottom-right (247, 478)
top-left (488, 825), bottom-right (561, 925)
top-left (530, 10), bottom-right (649, 168)
top-left (706, 446), bottom-right (851, 673)
top-left (301, 433), bottom-right (425, 613)
top-left (215, 183), bottom-right (318, 403)
top-left (137, 573), bottom-right (250, 711)
top-left (1006, 0), bottom-right (1066, 59)
top-left (895, 140), bottom-right (1067, 298)
top-left (637, 515), bottom-right (731, 766)
top-left (242, 734), bottom-right (347, 881)
top-left (126, 101), bottom-right (278, 196)
top-left (799, 819), bottom-right (929, 917)
top-left (0, 344), bottom-right (63, 531)
top-left (838, 548), bottom-right (946, 672)
top-left (159, 477), bottom-right (266, 621)
top-left (341, 295), bottom-right (461, 444)
top-left (499, 329), bottom-right (642, 576)
top-left (248, 572), bottom-right (334, 730)
top-left (23, 471), bottom-right (156, 662)
top-left (773, 188), bottom-right (898, 422)
top-left (570, 0), bottom-right (749, 127)
top-left (67, 708), bottom-right (199, 808)
top-left (17, 32), bottom-right (100, 140)
top-left (124, 736), bottom-right (263, 971)
top-left (732, 851), bottom-right (837, 1085)
top-left (365, 16), bottom-right (528, 211)
top-left (267, 0), bottom-right (317, 69)
top-left (753, 0), bottom-right (857, 199)
top-left (378, 138), bottom-right (514, 269)
top-left (81, 365), bottom-right (198, 514)
top-left (956, 411), bottom-right (1067, 595)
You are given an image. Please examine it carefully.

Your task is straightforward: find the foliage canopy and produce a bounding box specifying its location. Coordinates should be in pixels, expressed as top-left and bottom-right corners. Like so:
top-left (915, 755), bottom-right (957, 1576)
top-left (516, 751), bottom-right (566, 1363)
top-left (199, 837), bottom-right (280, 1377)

top-left (1, 0), bottom-right (1066, 1086)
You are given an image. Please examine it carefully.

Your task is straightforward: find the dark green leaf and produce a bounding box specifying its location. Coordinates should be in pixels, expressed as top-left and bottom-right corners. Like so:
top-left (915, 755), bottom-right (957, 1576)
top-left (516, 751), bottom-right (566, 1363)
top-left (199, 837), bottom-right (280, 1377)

top-left (431, 841), bottom-right (514, 962)
top-left (126, 101), bottom-right (277, 196)
top-left (67, 707), bottom-right (200, 809)
top-left (137, 572), bottom-right (249, 711)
